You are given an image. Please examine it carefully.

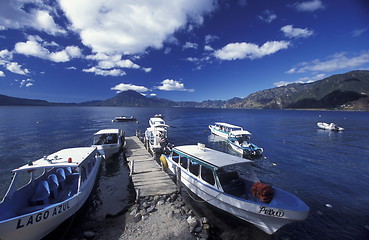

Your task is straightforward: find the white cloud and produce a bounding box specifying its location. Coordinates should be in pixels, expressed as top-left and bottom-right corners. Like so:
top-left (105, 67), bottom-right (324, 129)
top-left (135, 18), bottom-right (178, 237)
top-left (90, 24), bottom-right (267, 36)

top-left (143, 67), bottom-right (152, 73)
top-left (293, 0), bottom-right (325, 12)
top-left (83, 67), bottom-right (126, 76)
top-left (0, 49), bottom-right (13, 60)
top-left (214, 41), bottom-right (290, 60)
top-left (19, 78), bottom-right (34, 87)
top-left (352, 28), bottom-right (368, 37)
top-left (0, 70), bottom-right (5, 77)
top-left (59, 0), bottom-right (215, 54)
top-left (149, 93), bottom-right (157, 96)
top-left (0, 1), bottom-right (66, 35)
top-left (157, 79), bottom-right (194, 92)
top-left (6, 62), bottom-right (29, 75)
top-left (66, 66), bottom-right (77, 70)
top-left (287, 51), bottom-right (369, 73)
top-left (14, 37), bottom-right (82, 62)
top-left (274, 73), bottom-right (326, 87)
top-left (204, 45), bottom-right (214, 51)
top-left (281, 25), bottom-right (314, 38)
top-left (183, 42), bottom-right (198, 50)
top-left (258, 10), bottom-right (277, 23)
top-left (205, 35), bottom-right (218, 44)
top-left (111, 83), bottom-right (149, 93)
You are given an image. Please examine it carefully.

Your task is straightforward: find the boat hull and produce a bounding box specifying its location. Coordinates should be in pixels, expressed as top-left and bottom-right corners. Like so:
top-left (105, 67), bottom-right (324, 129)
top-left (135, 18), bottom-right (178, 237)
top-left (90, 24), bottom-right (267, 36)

top-left (209, 125), bottom-right (229, 138)
top-left (95, 144), bottom-right (122, 159)
top-left (164, 155), bottom-right (308, 234)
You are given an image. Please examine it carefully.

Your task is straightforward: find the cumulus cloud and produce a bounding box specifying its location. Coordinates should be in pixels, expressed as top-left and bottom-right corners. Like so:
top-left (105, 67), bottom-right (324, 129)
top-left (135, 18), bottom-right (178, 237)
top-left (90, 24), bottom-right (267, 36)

top-left (205, 35), bottom-right (218, 44)
top-left (111, 83), bottom-right (149, 93)
top-left (281, 25), bottom-right (314, 38)
top-left (14, 36), bottom-right (82, 62)
top-left (0, 0), bottom-right (66, 35)
top-left (19, 78), bottom-right (34, 87)
top-left (292, 0), bottom-right (325, 12)
top-left (83, 67), bottom-right (126, 77)
top-left (286, 51), bottom-right (369, 73)
top-left (0, 70), bottom-right (5, 77)
top-left (59, 0), bottom-right (215, 54)
top-left (214, 41), bottom-right (290, 60)
top-left (6, 62), bottom-right (30, 75)
top-left (258, 10), bottom-right (277, 23)
top-left (274, 73), bottom-right (326, 87)
top-left (183, 42), bottom-right (198, 50)
top-left (156, 79), bottom-right (194, 92)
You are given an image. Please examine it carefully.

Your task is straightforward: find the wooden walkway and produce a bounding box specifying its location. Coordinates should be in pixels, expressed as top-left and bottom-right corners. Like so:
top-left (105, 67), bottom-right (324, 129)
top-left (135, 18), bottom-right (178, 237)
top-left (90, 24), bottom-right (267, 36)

top-left (125, 136), bottom-right (177, 198)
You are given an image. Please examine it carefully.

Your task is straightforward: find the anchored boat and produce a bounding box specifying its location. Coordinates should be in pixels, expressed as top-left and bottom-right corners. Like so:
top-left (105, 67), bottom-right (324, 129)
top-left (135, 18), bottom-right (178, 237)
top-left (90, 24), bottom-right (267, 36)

top-left (160, 144), bottom-right (309, 234)
top-left (144, 115), bottom-right (169, 155)
top-left (317, 122), bottom-right (344, 131)
top-left (112, 116), bottom-right (136, 122)
top-left (0, 147), bottom-right (102, 240)
top-left (92, 129), bottom-right (125, 158)
top-left (227, 130), bottom-right (263, 158)
top-left (209, 122), bottom-right (244, 138)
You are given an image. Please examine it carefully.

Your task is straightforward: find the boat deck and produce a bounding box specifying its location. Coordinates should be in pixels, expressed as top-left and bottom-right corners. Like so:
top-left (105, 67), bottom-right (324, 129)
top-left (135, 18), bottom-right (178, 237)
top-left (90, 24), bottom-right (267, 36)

top-left (125, 136), bottom-right (177, 197)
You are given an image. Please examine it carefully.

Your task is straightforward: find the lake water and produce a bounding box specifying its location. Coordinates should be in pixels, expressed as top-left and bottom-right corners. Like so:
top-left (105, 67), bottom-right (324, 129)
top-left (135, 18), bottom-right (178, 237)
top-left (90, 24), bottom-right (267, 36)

top-left (0, 106), bottom-right (368, 240)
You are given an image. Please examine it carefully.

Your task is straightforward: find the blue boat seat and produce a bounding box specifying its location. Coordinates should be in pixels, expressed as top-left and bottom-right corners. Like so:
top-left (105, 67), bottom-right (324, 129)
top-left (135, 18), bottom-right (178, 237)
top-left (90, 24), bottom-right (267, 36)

top-left (56, 168), bottom-right (66, 189)
top-left (30, 181), bottom-right (50, 205)
top-left (65, 167), bottom-right (72, 176)
top-left (47, 174), bottom-right (59, 199)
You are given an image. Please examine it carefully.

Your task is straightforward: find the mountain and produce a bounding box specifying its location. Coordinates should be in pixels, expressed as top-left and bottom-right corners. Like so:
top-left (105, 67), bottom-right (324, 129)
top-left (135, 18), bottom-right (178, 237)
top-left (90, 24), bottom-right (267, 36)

top-left (1, 70), bottom-right (369, 110)
top-left (226, 70), bottom-right (369, 110)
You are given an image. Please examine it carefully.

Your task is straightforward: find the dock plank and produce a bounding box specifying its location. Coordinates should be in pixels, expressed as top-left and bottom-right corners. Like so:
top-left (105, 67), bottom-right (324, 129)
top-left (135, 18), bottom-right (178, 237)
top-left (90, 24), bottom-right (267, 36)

top-left (125, 136), bottom-right (177, 197)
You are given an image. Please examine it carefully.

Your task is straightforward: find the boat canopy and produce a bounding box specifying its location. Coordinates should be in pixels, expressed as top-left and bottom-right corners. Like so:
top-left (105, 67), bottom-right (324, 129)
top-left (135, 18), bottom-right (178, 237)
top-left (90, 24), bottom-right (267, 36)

top-left (229, 130), bottom-right (252, 136)
top-left (94, 129), bottom-right (121, 135)
top-left (173, 145), bottom-right (252, 168)
top-left (150, 118), bottom-right (165, 125)
top-left (12, 147), bottom-right (97, 173)
top-left (214, 122), bottom-right (243, 129)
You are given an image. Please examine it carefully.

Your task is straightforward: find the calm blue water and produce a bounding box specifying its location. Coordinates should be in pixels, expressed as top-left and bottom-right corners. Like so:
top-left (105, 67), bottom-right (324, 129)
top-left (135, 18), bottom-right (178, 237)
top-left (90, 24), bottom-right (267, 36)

top-left (0, 106), bottom-right (368, 240)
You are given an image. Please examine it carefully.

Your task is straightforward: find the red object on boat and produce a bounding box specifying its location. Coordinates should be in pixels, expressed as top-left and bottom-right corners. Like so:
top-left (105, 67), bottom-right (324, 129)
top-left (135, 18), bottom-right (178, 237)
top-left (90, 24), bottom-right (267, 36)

top-left (251, 182), bottom-right (274, 204)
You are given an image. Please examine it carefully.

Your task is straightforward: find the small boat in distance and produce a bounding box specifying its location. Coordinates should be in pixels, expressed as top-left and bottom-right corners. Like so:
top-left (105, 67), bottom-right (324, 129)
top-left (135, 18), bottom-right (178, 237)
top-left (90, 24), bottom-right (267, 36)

top-left (0, 147), bottom-right (102, 240)
top-left (112, 116), bottom-right (136, 122)
top-left (317, 122), bottom-right (344, 131)
top-left (209, 122), bottom-right (243, 138)
top-left (160, 144), bottom-right (309, 234)
top-left (227, 130), bottom-right (263, 158)
top-left (92, 129), bottom-right (125, 158)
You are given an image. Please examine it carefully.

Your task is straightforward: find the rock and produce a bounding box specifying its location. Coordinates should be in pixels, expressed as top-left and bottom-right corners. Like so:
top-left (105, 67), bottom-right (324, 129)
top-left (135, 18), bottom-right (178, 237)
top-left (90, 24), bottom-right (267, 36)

top-left (130, 208), bottom-right (137, 216)
top-left (194, 226), bottom-right (202, 233)
top-left (198, 230), bottom-right (209, 239)
top-left (181, 206), bottom-right (190, 214)
top-left (146, 206), bottom-right (155, 213)
top-left (201, 217), bottom-right (209, 224)
top-left (157, 200), bottom-right (165, 206)
top-left (83, 231), bottom-right (96, 239)
top-left (141, 215), bottom-right (149, 221)
top-left (139, 208), bottom-right (147, 216)
top-left (203, 223), bottom-right (210, 230)
top-left (153, 195), bottom-right (160, 201)
top-left (133, 213), bottom-right (142, 223)
top-left (142, 201), bottom-right (151, 208)
top-left (187, 216), bottom-right (198, 228)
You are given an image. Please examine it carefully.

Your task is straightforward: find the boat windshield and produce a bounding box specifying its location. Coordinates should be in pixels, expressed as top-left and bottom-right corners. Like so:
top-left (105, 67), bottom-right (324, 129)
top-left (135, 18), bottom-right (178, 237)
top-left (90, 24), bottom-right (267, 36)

top-left (217, 163), bottom-right (258, 182)
top-left (93, 134), bottom-right (118, 145)
top-left (235, 134), bottom-right (250, 143)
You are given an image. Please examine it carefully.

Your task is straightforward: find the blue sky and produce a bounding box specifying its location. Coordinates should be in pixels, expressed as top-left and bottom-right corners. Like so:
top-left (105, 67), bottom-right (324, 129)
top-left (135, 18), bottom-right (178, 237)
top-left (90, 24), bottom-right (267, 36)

top-left (0, 0), bottom-right (368, 103)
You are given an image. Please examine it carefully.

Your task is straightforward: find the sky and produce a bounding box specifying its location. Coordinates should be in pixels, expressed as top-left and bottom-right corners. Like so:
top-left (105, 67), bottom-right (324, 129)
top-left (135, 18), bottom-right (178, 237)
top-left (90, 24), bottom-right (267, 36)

top-left (0, 0), bottom-right (369, 103)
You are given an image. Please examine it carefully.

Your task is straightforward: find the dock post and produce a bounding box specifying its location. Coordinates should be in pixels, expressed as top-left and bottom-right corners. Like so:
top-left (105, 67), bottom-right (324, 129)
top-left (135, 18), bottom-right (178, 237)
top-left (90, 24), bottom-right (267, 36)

top-left (129, 160), bottom-right (134, 176)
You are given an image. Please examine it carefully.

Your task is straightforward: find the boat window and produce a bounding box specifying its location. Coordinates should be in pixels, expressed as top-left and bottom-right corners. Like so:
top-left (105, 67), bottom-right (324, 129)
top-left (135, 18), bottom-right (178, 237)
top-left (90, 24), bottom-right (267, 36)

top-left (106, 134), bottom-right (118, 144)
top-left (180, 157), bottom-right (188, 169)
top-left (201, 166), bottom-right (215, 185)
top-left (189, 159), bottom-right (200, 176)
top-left (172, 152), bottom-right (180, 163)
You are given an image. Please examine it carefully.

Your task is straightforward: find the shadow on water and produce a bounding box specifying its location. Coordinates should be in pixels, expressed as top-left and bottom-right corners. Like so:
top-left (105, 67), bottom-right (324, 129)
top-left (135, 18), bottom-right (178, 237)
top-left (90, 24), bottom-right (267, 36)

top-left (43, 150), bottom-right (135, 240)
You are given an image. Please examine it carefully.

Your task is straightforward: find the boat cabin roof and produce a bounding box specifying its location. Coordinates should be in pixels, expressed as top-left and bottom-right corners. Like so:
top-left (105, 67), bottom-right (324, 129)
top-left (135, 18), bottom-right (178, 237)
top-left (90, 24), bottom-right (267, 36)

top-left (150, 117), bottom-right (165, 123)
top-left (229, 130), bottom-right (252, 136)
top-left (173, 145), bottom-right (252, 168)
top-left (12, 147), bottom-right (98, 173)
top-left (95, 129), bottom-right (121, 135)
top-left (214, 122), bottom-right (243, 129)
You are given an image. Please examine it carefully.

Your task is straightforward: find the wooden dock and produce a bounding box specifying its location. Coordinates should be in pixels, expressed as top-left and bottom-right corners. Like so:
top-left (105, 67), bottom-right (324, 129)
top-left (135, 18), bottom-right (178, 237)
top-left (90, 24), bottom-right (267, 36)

top-left (125, 136), bottom-right (177, 198)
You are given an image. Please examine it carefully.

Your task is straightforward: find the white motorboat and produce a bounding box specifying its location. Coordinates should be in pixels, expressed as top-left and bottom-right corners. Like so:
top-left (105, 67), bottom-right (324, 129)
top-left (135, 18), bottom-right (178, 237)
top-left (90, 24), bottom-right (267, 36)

top-left (0, 147), bottom-right (102, 240)
top-left (227, 130), bottom-right (263, 158)
top-left (92, 129), bottom-right (125, 158)
top-left (145, 115), bottom-right (169, 154)
top-left (112, 116), bottom-right (136, 122)
top-left (317, 122), bottom-right (344, 131)
top-left (160, 144), bottom-right (309, 234)
top-left (209, 122), bottom-right (243, 138)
